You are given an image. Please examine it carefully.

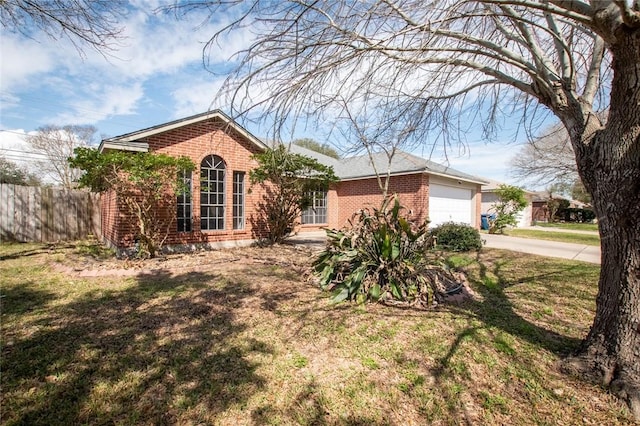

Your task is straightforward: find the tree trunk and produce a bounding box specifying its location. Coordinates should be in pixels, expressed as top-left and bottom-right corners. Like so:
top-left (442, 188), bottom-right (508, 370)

top-left (564, 29), bottom-right (640, 419)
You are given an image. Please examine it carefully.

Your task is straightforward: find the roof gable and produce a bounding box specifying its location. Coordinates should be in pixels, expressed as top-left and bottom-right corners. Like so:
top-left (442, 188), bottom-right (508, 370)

top-left (99, 110), bottom-right (268, 153)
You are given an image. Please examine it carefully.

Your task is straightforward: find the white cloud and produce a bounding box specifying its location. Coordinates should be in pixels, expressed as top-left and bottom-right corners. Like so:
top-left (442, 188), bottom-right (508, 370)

top-left (426, 141), bottom-right (525, 184)
top-left (170, 76), bottom-right (237, 118)
top-left (66, 7), bottom-right (252, 81)
top-left (51, 83), bottom-right (145, 124)
top-left (1, 5), bottom-right (253, 131)
top-left (0, 34), bottom-right (56, 88)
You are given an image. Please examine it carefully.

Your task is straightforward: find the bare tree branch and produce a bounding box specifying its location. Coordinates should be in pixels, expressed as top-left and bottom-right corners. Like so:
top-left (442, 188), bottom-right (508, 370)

top-left (0, 0), bottom-right (126, 55)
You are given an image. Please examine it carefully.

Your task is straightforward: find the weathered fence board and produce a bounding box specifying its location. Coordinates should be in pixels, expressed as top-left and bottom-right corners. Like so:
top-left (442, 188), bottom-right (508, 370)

top-left (0, 184), bottom-right (101, 243)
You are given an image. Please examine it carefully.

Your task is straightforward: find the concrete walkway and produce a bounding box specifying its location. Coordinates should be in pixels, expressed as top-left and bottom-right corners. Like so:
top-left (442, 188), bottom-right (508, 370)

top-left (290, 230), bottom-right (601, 264)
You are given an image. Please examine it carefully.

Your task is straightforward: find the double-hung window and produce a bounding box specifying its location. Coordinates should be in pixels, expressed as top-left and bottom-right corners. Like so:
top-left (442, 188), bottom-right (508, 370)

top-left (232, 171), bottom-right (245, 230)
top-left (177, 170), bottom-right (192, 232)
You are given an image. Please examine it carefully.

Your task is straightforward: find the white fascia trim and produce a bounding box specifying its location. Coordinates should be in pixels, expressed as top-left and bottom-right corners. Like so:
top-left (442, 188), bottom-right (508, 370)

top-left (99, 141), bottom-right (149, 153)
top-left (427, 170), bottom-right (487, 185)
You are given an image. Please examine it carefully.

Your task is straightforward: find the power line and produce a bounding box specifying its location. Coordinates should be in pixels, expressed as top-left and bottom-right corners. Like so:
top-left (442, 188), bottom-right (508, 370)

top-left (0, 129), bottom-right (30, 137)
top-left (0, 147), bottom-right (50, 157)
top-left (0, 154), bottom-right (38, 162)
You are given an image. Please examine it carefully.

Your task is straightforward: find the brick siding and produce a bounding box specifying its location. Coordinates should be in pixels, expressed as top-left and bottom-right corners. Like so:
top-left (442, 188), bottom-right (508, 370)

top-left (101, 118), bottom-right (480, 251)
top-left (333, 174), bottom-right (430, 228)
top-left (102, 118), bottom-right (269, 251)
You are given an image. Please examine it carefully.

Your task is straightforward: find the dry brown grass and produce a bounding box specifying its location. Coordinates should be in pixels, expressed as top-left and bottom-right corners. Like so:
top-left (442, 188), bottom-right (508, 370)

top-left (0, 241), bottom-right (635, 425)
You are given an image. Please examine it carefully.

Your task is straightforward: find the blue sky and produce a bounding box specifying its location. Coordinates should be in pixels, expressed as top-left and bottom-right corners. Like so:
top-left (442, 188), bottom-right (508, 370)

top-left (0, 2), bottom-right (538, 186)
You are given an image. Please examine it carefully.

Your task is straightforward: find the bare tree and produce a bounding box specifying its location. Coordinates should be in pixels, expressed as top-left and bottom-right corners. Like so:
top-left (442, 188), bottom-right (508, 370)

top-left (0, 0), bottom-right (125, 54)
top-left (170, 0), bottom-right (640, 416)
top-left (510, 123), bottom-right (578, 188)
top-left (333, 97), bottom-right (425, 197)
top-left (26, 125), bottom-right (97, 188)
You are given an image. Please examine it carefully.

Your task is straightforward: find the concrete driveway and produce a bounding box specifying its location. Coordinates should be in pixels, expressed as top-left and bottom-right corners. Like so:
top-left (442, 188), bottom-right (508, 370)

top-left (290, 231), bottom-right (601, 264)
top-left (482, 233), bottom-right (600, 264)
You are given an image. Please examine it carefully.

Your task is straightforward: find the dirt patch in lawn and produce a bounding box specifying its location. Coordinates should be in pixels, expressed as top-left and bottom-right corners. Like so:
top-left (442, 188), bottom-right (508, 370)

top-left (51, 240), bottom-right (318, 279)
top-left (52, 240), bottom-right (478, 309)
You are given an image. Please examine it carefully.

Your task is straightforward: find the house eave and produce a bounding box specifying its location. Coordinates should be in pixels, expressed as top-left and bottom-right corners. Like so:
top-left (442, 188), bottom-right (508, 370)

top-left (99, 141), bottom-right (149, 153)
top-left (426, 170), bottom-right (488, 185)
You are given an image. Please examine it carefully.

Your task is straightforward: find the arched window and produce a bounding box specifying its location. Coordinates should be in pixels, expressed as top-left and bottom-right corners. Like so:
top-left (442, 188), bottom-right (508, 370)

top-left (200, 155), bottom-right (226, 230)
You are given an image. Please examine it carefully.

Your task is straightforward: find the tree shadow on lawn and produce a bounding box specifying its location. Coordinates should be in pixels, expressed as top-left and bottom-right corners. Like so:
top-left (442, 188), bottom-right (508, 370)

top-left (0, 282), bottom-right (56, 316)
top-left (443, 253), bottom-right (589, 357)
top-left (0, 243), bottom-right (58, 262)
top-left (421, 252), bottom-right (598, 422)
top-left (432, 252), bottom-right (594, 377)
top-left (251, 377), bottom-right (392, 426)
top-left (2, 270), bottom-right (272, 425)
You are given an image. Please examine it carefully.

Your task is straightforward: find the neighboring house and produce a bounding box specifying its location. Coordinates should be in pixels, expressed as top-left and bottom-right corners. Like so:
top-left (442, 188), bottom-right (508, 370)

top-left (531, 191), bottom-right (552, 222)
top-left (480, 179), bottom-right (533, 228)
top-left (98, 110), bottom-right (486, 252)
top-left (530, 191), bottom-right (589, 222)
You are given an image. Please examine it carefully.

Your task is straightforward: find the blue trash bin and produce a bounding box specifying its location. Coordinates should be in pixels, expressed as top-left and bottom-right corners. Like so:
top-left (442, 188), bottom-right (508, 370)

top-left (481, 214), bottom-right (494, 230)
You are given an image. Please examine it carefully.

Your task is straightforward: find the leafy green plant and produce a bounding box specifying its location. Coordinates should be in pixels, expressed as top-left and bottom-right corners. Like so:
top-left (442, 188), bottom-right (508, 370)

top-left (69, 147), bottom-right (194, 258)
top-left (314, 197), bottom-right (456, 307)
top-left (249, 145), bottom-right (338, 244)
top-left (488, 184), bottom-right (528, 234)
top-left (429, 222), bottom-right (483, 252)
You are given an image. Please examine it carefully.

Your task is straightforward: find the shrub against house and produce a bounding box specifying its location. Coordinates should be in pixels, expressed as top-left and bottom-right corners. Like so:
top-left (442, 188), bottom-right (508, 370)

top-left (88, 110), bottom-right (486, 254)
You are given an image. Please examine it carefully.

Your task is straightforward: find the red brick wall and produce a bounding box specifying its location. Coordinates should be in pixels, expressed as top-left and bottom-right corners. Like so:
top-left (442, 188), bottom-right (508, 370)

top-left (101, 119), bottom-right (481, 249)
top-left (102, 118), bottom-right (269, 250)
top-left (100, 190), bottom-right (119, 247)
top-left (332, 174), bottom-right (429, 229)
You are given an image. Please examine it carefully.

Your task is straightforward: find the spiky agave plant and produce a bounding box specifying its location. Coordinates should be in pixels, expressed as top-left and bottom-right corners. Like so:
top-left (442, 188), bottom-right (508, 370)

top-left (314, 196), bottom-right (443, 306)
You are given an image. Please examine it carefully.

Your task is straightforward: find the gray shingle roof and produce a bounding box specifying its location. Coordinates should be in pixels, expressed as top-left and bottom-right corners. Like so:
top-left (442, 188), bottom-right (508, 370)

top-left (291, 144), bottom-right (487, 185)
top-left (99, 109), bottom-right (484, 185)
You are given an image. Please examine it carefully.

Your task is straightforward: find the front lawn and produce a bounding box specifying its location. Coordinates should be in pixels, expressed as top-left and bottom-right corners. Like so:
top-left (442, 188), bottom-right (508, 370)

top-left (535, 222), bottom-right (599, 232)
top-left (0, 242), bottom-right (633, 425)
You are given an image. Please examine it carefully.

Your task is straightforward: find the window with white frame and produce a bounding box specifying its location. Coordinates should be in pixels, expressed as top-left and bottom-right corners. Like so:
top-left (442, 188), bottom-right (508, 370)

top-left (232, 171), bottom-right (245, 230)
top-left (301, 190), bottom-right (328, 224)
top-left (200, 155), bottom-right (226, 230)
top-left (177, 169), bottom-right (192, 232)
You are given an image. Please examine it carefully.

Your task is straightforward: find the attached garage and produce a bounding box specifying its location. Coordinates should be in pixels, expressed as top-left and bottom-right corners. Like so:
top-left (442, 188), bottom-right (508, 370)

top-left (429, 183), bottom-right (474, 227)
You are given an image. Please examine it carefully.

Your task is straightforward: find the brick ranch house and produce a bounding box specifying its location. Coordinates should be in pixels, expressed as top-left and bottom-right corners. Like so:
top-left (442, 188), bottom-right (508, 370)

top-left (98, 110), bottom-right (486, 252)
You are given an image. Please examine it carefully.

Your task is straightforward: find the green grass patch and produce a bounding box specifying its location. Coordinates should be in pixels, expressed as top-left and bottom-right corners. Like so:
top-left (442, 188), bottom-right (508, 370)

top-left (0, 242), bottom-right (634, 425)
top-left (291, 353), bottom-right (309, 368)
top-left (506, 229), bottom-right (600, 246)
top-left (535, 222), bottom-right (598, 231)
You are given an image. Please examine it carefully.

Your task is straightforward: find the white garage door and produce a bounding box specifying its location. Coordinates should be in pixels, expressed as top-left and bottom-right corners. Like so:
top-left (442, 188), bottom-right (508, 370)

top-left (429, 184), bottom-right (473, 227)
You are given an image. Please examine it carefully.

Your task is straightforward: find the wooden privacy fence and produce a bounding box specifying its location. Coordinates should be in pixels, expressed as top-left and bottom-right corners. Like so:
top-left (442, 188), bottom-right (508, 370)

top-left (0, 184), bottom-right (101, 243)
